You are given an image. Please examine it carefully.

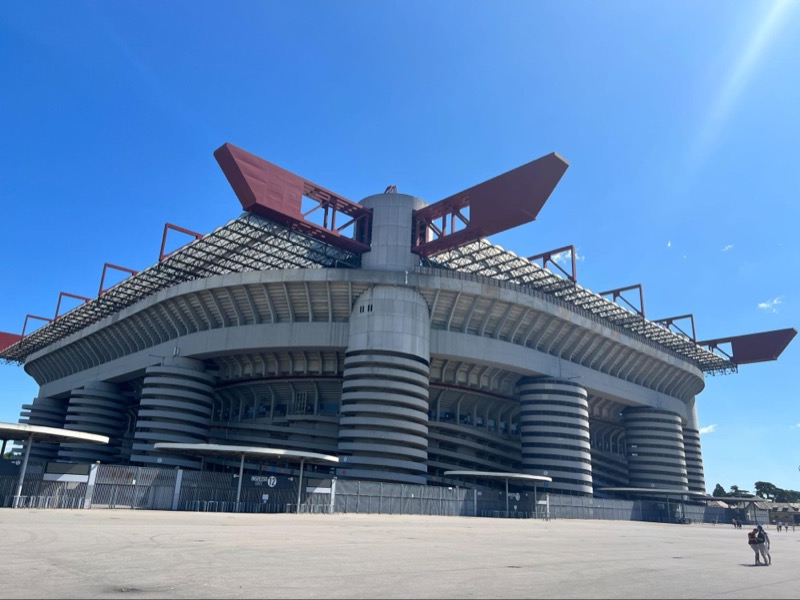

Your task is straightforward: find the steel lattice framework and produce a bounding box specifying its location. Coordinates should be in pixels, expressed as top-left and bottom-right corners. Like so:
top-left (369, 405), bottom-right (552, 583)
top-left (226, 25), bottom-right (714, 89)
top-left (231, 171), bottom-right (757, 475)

top-left (0, 213), bottom-right (359, 364)
top-left (2, 219), bottom-right (741, 374)
top-left (425, 240), bottom-right (737, 375)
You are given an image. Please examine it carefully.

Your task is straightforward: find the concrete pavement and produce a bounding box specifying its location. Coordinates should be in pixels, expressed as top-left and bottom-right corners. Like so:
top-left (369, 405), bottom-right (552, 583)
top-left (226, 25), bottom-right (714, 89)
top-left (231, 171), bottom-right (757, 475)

top-left (1, 510), bottom-right (797, 599)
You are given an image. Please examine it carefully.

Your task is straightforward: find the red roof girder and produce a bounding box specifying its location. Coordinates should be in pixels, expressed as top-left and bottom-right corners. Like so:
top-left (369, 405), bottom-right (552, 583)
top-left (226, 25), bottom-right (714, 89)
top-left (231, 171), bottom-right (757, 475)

top-left (0, 331), bottom-right (23, 352)
top-left (214, 142), bottom-right (372, 253)
top-left (54, 291), bottom-right (91, 319)
top-left (598, 284), bottom-right (645, 318)
top-left (412, 152), bottom-right (569, 256)
top-left (698, 328), bottom-right (797, 365)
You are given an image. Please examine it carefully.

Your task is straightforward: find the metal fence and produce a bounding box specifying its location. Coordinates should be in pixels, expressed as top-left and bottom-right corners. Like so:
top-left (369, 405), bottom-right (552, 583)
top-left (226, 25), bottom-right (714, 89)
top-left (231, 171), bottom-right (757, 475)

top-left (333, 481), bottom-right (472, 516)
top-left (0, 459), bottom-right (773, 525)
top-left (177, 470), bottom-right (296, 513)
top-left (91, 465), bottom-right (177, 510)
top-left (0, 459), bottom-right (88, 509)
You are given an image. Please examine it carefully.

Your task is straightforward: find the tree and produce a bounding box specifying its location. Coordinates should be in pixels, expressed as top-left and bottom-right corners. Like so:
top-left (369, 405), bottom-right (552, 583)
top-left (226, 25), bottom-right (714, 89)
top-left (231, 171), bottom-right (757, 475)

top-left (729, 485), bottom-right (751, 498)
top-left (715, 481), bottom-right (800, 503)
top-left (755, 481), bottom-right (778, 500)
top-left (774, 488), bottom-right (800, 503)
top-left (712, 483), bottom-right (728, 497)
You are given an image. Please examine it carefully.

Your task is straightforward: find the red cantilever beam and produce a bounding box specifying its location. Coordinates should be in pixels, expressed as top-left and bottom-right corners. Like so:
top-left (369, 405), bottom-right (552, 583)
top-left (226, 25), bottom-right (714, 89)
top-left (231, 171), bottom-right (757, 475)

top-left (0, 331), bottom-right (23, 352)
top-left (412, 152), bottom-right (569, 256)
top-left (159, 222), bottom-right (203, 262)
top-left (99, 263), bottom-right (139, 296)
top-left (598, 284), bottom-right (645, 318)
top-left (698, 328), bottom-right (797, 365)
top-left (653, 314), bottom-right (696, 343)
top-left (22, 314), bottom-right (53, 336)
top-left (529, 244), bottom-right (577, 282)
top-left (214, 142), bottom-right (372, 253)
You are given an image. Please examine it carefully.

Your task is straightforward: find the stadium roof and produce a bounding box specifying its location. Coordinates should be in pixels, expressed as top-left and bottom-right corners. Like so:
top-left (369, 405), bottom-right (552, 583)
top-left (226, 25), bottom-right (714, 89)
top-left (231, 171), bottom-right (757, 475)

top-left (426, 240), bottom-right (740, 373)
top-left (0, 213), bottom-right (359, 364)
top-left (0, 210), bottom-right (778, 375)
top-left (1, 145), bottom-right (793, 373)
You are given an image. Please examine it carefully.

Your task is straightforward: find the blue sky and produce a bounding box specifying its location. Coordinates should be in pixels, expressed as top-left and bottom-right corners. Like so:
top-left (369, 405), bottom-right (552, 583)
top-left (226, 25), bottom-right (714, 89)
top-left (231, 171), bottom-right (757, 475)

top-left (1, 1), bottom-right (798, 493)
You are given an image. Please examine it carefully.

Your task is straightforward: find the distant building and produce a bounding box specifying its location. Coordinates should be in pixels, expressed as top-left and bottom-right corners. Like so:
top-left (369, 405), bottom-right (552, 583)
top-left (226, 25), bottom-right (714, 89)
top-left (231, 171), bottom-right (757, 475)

top-left (769, 502), bottom-right (800, 526)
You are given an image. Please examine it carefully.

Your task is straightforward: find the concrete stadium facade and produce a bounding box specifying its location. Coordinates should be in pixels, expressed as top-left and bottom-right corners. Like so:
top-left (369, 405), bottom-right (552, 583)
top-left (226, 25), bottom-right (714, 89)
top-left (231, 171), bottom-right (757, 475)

top-left (4, 144), bottom-right (792, 500)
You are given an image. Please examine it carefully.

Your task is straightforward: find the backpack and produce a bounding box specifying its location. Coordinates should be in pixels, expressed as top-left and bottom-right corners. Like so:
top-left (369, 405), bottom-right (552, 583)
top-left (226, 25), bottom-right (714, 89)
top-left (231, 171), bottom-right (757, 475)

top-left (748, 530), bottom-right (758, 544)
top-left (756, 530), bottom-right (766, 543)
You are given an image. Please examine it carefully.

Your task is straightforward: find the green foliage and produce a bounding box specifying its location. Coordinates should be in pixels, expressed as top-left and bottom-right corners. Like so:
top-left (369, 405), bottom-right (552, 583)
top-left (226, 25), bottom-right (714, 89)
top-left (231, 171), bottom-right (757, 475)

top-left (775, 488), bottom-right (800, 503)
top-left (753, 480), bottom-right (800, 502)
top-left (755, 481), bottom-right (778, 500)
top-left (728, 484), bottom-right (752, 497)
top-left (714, 481), bottom-right (800, 502)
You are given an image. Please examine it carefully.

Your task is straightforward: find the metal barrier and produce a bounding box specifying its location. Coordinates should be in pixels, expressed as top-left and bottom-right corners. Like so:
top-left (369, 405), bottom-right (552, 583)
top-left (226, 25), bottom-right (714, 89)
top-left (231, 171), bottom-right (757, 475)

top-left (478, 510), bottom-right (534, 519)
top-left (185, 499), bottom-right (289, 513)
top-left (11, 495), bottom-right (86, 509)
top-left (286, 503), bottom-right (333, 514)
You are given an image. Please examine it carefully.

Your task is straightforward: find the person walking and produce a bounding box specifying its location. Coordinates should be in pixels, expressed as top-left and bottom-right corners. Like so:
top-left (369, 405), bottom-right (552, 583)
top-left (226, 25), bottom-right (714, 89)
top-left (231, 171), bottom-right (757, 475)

top-left (756, 525), bottom-right (772, 565)
top-left (748, 527), bottom-right (762, 565)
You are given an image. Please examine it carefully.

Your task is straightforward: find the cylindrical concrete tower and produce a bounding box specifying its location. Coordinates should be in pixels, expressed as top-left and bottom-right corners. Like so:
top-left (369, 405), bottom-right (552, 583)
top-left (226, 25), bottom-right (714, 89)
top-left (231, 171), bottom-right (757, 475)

top-left (517, 376), bottom-right (593, 496)
top-left (19, 396), bottom-right (67, 461)
top-left (337, 191), bottom-right (432, 484)
top-left (58, 382), bottom-right (129, 464)
top-left (623, 407), bottom-right (688, 490)
top-left (339, 286), bottom-right (431, 484)
top-left (359, 192), bottom-right (427, 271)
top-left (131, 357), bottom-right (215, 468)
top-left (682, 397), bottom-right (706, 494)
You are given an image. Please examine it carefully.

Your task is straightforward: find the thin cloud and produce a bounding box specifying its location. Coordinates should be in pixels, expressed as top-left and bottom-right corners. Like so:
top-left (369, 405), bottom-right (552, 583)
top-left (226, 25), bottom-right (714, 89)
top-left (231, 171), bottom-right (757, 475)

top-left (722, 244), bottom-right (734, 252)
top-left (699, 424), bottom-right (717, 434)
top-left (667, 241), bottom-right (671, 248)
top-left (758, 296), bottom-right (783, 313)
top-left (552, 249), bottom-right (585, 265)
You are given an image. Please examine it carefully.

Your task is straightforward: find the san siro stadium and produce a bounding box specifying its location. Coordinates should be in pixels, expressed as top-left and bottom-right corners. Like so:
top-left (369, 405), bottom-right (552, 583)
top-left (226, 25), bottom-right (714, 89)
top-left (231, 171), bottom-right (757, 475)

top-left (0, 143), bottom-right (795, 517)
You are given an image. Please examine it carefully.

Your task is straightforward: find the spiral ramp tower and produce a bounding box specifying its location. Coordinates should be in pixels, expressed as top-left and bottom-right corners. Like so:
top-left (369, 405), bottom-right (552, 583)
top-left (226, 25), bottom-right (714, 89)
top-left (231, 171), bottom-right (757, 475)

top-left (681, 400), bottom-right (706, 495)
top-left (518, 376), bottom-right (592, 496)
top-left (58, 382), bottom-right (130, 463)
top-left (336, 191), bottom-right (432, 485)
top-left (623, 407), bottom-right (689, 491)
top-left (131, 357), bottom-right (216, 469)
top-left (338, 286), bottom-right (431, 484)
top-left (17, 396), bottom-right (67, 461)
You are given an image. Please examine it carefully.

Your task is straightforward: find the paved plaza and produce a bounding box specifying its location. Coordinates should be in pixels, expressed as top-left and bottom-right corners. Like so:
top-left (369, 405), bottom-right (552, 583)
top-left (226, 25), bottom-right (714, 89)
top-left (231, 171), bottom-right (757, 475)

top-left (1, 509), bottom-right (798, 599)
